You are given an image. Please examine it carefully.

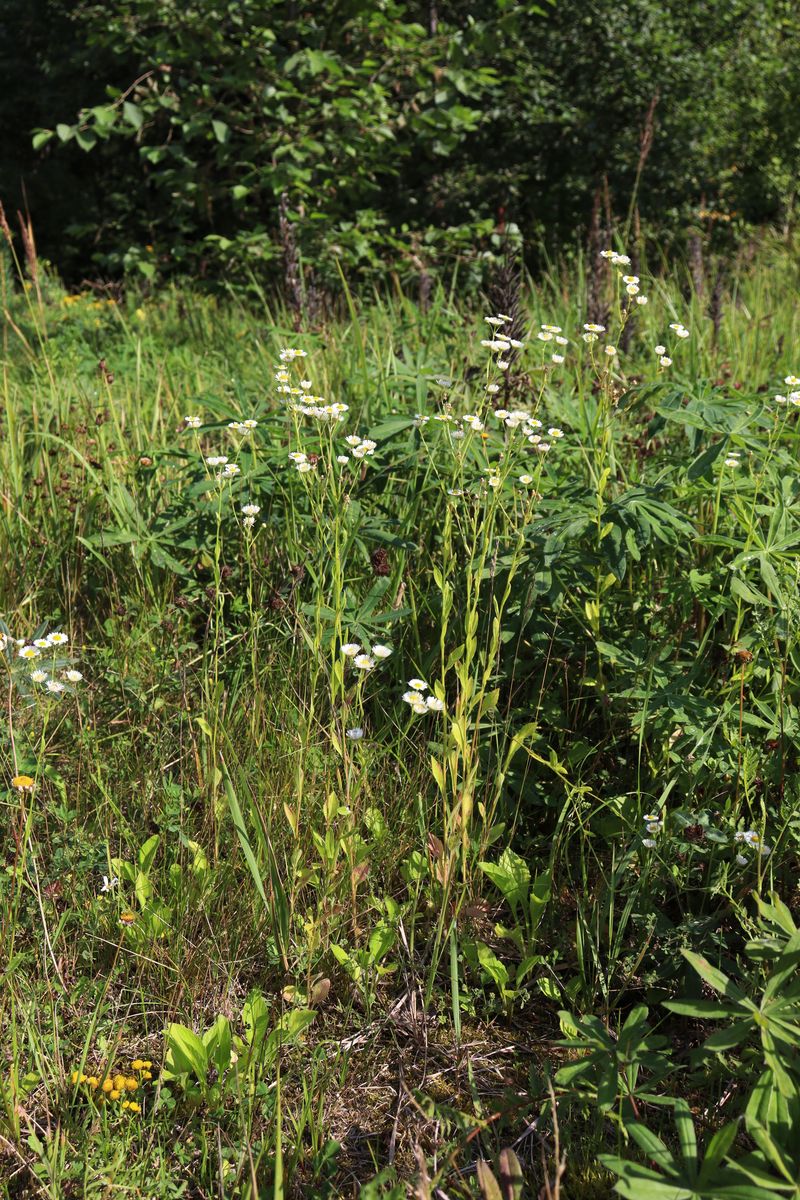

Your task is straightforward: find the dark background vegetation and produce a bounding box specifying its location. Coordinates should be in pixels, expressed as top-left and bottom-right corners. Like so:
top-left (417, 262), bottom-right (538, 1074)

top-left (2, 0), bottom-right (799, 290)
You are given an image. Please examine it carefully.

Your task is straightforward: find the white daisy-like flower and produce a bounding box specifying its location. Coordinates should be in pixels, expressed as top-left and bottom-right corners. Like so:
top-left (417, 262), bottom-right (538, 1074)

top-left (33, 638), bottom-right (51, 649)
top-left (724, 457), bottom-right (741, 468)
top-left (341, 643), bottom-right (361, 657)
top-left (296, 461), bottom-right (314, 473)
top-left (774, 394), bottom-right (788, 404)
top-left (408, 678), bottom-right (428, 691)
top-left (486, 383), bottom-right (500, 394)
top-left (584, 323), bottom-right (606, 333)
top-left (541, 324), bottom-right (562, 333)
top-left (30, 669), bottom-right (48, 683)
top-left (785, 375), bottom-right (800, 387)
top-left (611, 253), bottom-right (631, 266)
top-left (636, 295), bottom-right (648, 306)
top-left (371, 644), bottom-right (392, 659)
top-left (659, 356), bottom-right (673, 367)
top-left (600, 249), bottom-right (615, 258)
top-left (582, 332), bottom-right (598, 343)
top-left (555, 335), bottom-right (569, 345)
top-left (642, 838), bottom-right (657, 849)
top-left (497, 360), bottom-right (510, 371)
top-left (243, 516), bottom-right (256, 529)
top-left (527, 418), bottom-right (543, 429)
top-left (402, 689), bottom-right (426, 705)
top-left (668, 323), bottom-right (684, 332)
top-left (411, 702), bottom-right (428, 715)
top-left (344, 435), bottom-right (361, 447)
top-left (46, 680), bottom-right (65, 694)
top-left (65, 670), bottom-right (83, 683)
top-left (528, 434), bottom-right (542, 445)
top-left (625, 283), bottom-right (639, 296)
top-left (19, 645), bottom-right (40, 660)
top-left (487, 474), bottom-right (502, 487)
top-left (534, 441), bottom-right (551, 453)
top-left (675, 327), bottom-right (690, 339)
top-left (604, 345), bottom-right (617, 356)
top-left (484, 316), bottom-right (507, 326)
top-left (359, 439), bottom-right (377, 453)
top-left (336, 455), bottom-right (349, 464)
top-left (242, 503), bottom-right (261, 516)
top-left (426, 695), bottom-right (445, 712)
top-left (206, 455), bottom-right (228, 467)
top-left (551, 354), bottom-right (565, 364)
top-left (275, 370), bottom-right (290, 382)
top-left (184, 415), bottom-right (202, 428)
top-left (300, 379), bottom-right (313, 389)
top-left (100, 875), bottom-right (118, 893)
top-left (654, 345), bottom-right (666, 355)
top-left (220, 463), bottom-right (241, 477)
top-left (447, 487), bottom-right (464, 496)
top-left (288, 451), bottom-right (307, 463)
top-left (519, 474), bottom-right (533, 484)
top-left (279, 348), bottom-right (308, 361)
top-left (547, 427), bottom-right (564, 438)
top-left (481, 339), bottom-right (512, 353)
top-left (736, 853), bottom-right (748, 866)
top-left (537, 331), bottom-right (553, 342)
top-left (346, 727), bottom-right (364, 740)
top-left (353, 654), bottom-right (375, 670)
top-left (622, 275), bottom-right (639, 285)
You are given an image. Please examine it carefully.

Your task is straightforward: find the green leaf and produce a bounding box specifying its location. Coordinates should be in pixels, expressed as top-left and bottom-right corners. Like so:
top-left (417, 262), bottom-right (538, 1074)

top-left (165, 1023), bottom-right (208, 1082)
top-left (212, 119), bottom-right (230, 143)
top-left (123, 100), bottom-right (143, 130)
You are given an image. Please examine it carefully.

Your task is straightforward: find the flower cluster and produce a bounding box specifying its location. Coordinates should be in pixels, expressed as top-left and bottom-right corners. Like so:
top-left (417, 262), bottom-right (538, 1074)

top-left (341, 641), bottom-right (392, 671)
top-left (241, 502), bottom-right (261, 530)
top-left (2, 628), bottom-right (85, 697)
top-left (228, 419), bottom-right (258, 434)
top-left (641, 812), bottom-right (663, 848)
top-left (342, 435), bottom-right (377, 461)
top-left (774, 374), bottom-right (800, 405)
top-left (401, 678), bottom-right (445, 715)
top-left (70, 1058), bottom-right (155, 1113)
top-left (600, 249), bottom-right (649, 307)
top-left (734, 829), bottom-right (771, 863)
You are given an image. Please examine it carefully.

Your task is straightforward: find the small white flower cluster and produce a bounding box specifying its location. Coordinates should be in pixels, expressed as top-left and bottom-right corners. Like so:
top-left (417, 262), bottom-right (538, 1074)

top-left (241, 502), bottom-right (261, 530)
top-left (228, 419), bottom-right (258, 434)
top-left (774, 375), bottom-right (800, 405)
top-left (184, 414), bottom-right (203, 429)
top-left (582, 322), bottom-right (606, 344)
top-left (537, 323), bottom-right (569, 363)
top-left (292, 399), bottom-right (349, 422)
top-left (288, 451), bottom-right (315, 474)
top-left (641, 811), bottom-right (662, 848)
top-left (402, 678), bottom-right (445, 715)
top-left (653, 323), bottom-right (690, 369)
top-left (723, 449), bottom-right (742, 469)
top-left (279, 348), bottom-right (308, 361)
top-left (734, 828), bottom-right (771, 864)
top-left (205, 454), bottom-right (241, 481)
top-left (481, 314), bottom-right (525, 370)
top-left (600, 249), bottom-right (649, 306)
top-left (341, 435), bottom-right (377, 461)
top-left (341, 641), bottom-right (392, 672)
top-left (2, 630), bottom-right (85, 695)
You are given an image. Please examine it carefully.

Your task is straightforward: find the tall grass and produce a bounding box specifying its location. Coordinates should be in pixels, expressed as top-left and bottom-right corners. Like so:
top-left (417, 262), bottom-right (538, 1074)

top-left (1, 231), bottom-right (800, 1197)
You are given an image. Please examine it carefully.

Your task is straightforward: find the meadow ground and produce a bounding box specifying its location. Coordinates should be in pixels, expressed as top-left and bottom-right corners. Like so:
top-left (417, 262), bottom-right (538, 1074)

top-left (2, 237), bottom-right (800, 1198)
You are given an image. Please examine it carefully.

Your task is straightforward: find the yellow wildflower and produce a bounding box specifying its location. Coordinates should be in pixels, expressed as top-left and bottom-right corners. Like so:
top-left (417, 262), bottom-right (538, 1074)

top-left (12, 775), bottom-right (35, 791)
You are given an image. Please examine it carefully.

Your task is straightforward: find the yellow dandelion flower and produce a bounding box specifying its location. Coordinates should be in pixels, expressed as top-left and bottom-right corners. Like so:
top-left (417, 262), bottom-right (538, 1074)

top-left (87, 1077), bottom-right (99, 1089)
top-left (141, 1060), bottom-right (153, 1069)
top-left (110, 1089), bottom-right (121, 1101)
top-left (124, 1078), bottom-right (138, 1091)
top-left (101, 1078), bottom-right (114, 1093)
top-left (127, 1102), bottom-right (141, 1114)
top-left (131, 1059), bottom-right (144, 1071)
top-left (71, 1070), bottom-right (81, 1084)
top-left (12, 775), bottom-right (35, 791)
top-left (113, 1075), bottom-right (125, 1091)
top-left (141, 1070), bottom-right (153, 1080)
top-left (122, 1100), bottom-right (130, 1109)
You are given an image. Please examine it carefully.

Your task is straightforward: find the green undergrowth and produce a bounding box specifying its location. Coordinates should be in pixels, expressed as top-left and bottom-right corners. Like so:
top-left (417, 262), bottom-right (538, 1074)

top-left (1, 235), bottom-right (800, 1197)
